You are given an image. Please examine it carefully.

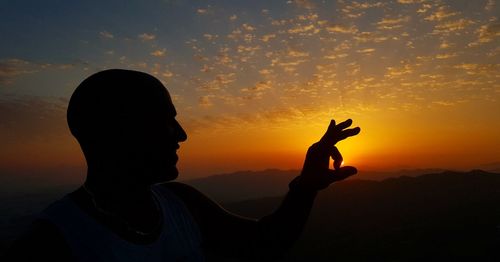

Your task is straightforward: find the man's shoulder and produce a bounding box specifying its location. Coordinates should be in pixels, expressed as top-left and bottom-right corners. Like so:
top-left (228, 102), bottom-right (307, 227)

top-left (3, 219), bottom-right (73, 261)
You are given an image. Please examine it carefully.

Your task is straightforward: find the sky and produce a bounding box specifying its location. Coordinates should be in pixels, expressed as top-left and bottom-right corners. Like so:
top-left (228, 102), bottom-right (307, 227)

top-left (0, 0), bottom-right (499, 183)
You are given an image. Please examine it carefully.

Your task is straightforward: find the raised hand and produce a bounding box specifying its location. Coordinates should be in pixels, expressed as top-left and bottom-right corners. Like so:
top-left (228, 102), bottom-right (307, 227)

top-left (290, 119), bottom-right (361, 192)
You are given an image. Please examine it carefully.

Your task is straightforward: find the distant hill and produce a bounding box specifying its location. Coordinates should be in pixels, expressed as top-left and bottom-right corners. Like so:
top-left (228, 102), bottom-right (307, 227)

top-left (222, 170), bottom-right (500, 261)
top-left (184, 169), bottom-right (298, 202)
top-left (184, 168), bottom-right (449, 203)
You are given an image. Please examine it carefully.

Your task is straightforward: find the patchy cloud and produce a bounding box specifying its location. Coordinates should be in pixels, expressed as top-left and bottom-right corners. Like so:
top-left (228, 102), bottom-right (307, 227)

top-left (150, 48), bottom-right (167, 57)
top-left (469, 21), bottom-right (500, 46)
top-left (288, 24), bottom-right (318, 34)
top-left (197, 8), bottom-right (208, 14)
top-left (290, 0), bottom-right (315, 10)
top-left (424, 6), bottom-right (459, 21)
top-left (377, 16), bottom-right (410, 30)
top-left (433, 18), bottom-right (475, 34)
top-left (325, 24), bottom-right (358, 34)
top-left (99, 31), bottom-right (114, 39)
top-left (0, 96), bottom-right (69, 142)
top-left (357, 48), bottom-right (376, 54)
top-left (138, 33), bottom-right (156, 41)
top-left (485, 0), bottom-right (495, 11)
top-left (198, 95), bottom-right (213, 107)
top-left (0, 59), bottom-right (37, 85)
top-left (0, 59), bottom-right (76, 85)
top-left (397, 0), bottom-right (424, 4)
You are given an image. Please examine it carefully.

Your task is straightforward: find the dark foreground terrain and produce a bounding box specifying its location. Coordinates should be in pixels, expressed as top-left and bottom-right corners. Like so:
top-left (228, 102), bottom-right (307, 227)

top-left (223, 170), bottom-right (500, 261)
top-left (1, 169), bottom-right (500, 260)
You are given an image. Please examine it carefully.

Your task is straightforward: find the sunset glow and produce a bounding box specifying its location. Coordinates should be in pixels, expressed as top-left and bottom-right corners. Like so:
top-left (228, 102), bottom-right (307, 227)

top-left (1, 0), bottom-right (499, 183)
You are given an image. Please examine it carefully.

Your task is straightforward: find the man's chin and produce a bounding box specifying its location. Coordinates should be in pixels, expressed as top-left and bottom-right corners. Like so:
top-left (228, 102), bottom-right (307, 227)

top-left (153, 165), bottom-right (179, 183)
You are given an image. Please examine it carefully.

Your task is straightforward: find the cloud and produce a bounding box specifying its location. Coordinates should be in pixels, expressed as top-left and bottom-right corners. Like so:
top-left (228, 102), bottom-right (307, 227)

top-left (385, 64), bottom-right (413, 78)
top-left (340, 1), bottom-right (384, 18)
top-left (432, 100), bottom-right (455, 106)
top-left (0, 59), bottom-right (37, 85)
top-left (150, 48), bottom-right (167, 57)
top-left (227, 28), bottom-right (242, 41)
top-left (198, 73), bottom-right (236, 91)
top-left (354, 32), bottom-right (388, 43)
top-left (0, 96), bottom-right (69, 143)
top-left (439, 41), bottom-right (452, 49)
top-left (435, 53), bottom-right (458, 59)
top-left (350, 1), bottom-right (384, 9)
top-left (377, 16), bottom-right (410, 30)
top-left (288, 24), bottom-right (318, 34)
top-left (261, 34), bottom-right (276, 42)
top-left (198, 95), bottom-right (213, 107)
top-left (326, 25), bottom-right (358, 34)
top-left (485, 0), bottom-right (495, 11)
top-left (259, 69), bottom-right (273, 76)
top-left (162, 70), bottom-right (174, 78)
top-left (240, 81), bottom-right (272, 100)
top-left (289, 0), bottom-right (315, 10)
top-left (433, 18), bottom-right (475, 34)
top-left (297, 13), bottom-right (319, 22)
top-left (0, 59), bottom-right (76, 85)
top-left (197, 8), bottom-right (208, 14)
top-left (453, 63), bottom-right (500, 76)
top-left (397, 0), bottom-right (424, 3)
top-left (242, 23), bottom-right (256, 31)
top-left (271, 19), bottom-right (287, 26)
top-left (229, 14), bottom-right (237, 21)
top-left (287, 49), bottom-right (309, 57)
top-left (357, 48), bottom-right (376, 54)
top-left (203, 33), bottom-right (218, 41)
top-left (99, 31), bottom-right (114, 39)
top-left (469, 21), bottom-right (500, 46)
top-left (138, 33), bottom-right (156, 41)
top-left (424, 7), bottom-right (459, 21)
top-left (236, 45), bottom-right (260, 53)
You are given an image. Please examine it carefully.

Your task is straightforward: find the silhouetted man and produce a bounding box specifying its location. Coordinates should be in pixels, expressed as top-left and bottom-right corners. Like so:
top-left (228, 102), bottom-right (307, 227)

top-left (4, 69), bottom-right (360, 261)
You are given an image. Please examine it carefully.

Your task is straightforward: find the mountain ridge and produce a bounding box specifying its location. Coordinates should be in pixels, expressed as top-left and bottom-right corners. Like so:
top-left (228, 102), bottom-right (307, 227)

top-left (1, 169), bottom-right (499, 259)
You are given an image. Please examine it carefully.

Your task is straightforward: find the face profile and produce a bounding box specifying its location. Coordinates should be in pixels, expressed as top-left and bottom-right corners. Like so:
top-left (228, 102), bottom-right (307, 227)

top-left (67, 69), bottom-right (187, 185)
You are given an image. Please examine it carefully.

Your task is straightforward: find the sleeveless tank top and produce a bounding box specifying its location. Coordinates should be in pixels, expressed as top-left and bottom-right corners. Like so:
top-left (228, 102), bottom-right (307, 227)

top-left (40, 184), bottom-right (205, 262)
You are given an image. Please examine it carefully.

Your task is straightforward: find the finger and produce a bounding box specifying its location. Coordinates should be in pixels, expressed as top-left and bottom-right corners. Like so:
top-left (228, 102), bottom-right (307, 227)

top-left (335, 119), bottom-right (353, 131)
top-left (330, 146), bottom-right (343, 170)
top-left (320, 119), bottom-right (356, 145)
top-left (327, 166), bottom-right (357, 183)
top-left (321, 119), bottom-right (336, 140)
top-left (336, 127), bottom-right (361, 142)
top-left (327, 119), bottom-right (336, 132)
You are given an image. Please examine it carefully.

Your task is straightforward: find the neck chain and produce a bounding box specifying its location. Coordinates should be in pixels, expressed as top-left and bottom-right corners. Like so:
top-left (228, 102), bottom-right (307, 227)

top-left (82, 183), bottom-right (163, 236)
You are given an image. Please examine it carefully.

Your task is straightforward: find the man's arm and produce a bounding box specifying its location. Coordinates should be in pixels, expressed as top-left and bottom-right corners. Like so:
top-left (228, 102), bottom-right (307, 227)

top-left (2, 219), bottom-right (73, 261)
top-left (165, 118), bottom-right (360, 260)
top-left (164, 181), bottom-right (318, 261)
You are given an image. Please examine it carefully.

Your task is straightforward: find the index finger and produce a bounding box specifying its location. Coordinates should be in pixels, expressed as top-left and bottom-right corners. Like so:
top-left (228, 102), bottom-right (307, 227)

top-left (336, 127), bottom-right (361, 143)
top-left (320, 120), bottom-right (360, 145)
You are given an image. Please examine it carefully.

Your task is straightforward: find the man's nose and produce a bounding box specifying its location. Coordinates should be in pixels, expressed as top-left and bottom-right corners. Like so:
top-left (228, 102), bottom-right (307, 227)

top-left (175, 121), bottom-right (187, 142)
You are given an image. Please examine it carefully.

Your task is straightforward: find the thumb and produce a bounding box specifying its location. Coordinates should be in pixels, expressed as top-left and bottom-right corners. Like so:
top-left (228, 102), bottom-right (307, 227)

top-left (328, 166), bottom-right (357, 183)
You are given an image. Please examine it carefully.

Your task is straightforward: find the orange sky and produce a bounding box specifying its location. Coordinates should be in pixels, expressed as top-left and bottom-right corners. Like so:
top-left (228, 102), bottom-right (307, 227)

top-left (1, 0), bottom-right (499, 182)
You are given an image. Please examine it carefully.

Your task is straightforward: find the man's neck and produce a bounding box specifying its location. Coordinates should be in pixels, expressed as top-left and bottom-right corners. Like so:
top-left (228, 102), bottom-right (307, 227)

top-left (83, 171), bottom-right (156, 215)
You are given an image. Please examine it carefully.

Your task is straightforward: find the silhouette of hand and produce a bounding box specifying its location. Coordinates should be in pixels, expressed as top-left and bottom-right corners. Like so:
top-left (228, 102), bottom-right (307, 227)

top-left (290, 119), bottom-right (361, 192)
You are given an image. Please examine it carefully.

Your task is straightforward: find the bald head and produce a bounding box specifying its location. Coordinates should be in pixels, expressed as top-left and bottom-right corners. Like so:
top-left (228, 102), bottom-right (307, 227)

top-left (67, 69), bottom-right (186, 183)
top-left (67, 69), bottom-right (175, 143)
